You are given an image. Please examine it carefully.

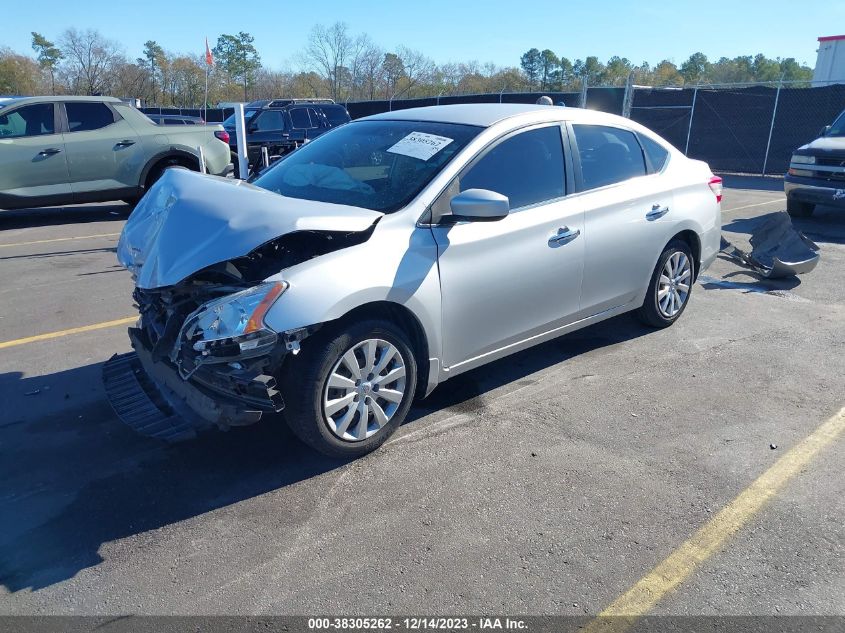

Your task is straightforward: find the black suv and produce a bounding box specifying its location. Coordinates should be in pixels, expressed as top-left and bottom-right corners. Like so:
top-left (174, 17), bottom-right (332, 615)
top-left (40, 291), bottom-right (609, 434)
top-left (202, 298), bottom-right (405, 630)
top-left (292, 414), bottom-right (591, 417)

top-left (222, 99), bottom-right (350, 174)
top-left (784, 108), bottom-right (845, 217)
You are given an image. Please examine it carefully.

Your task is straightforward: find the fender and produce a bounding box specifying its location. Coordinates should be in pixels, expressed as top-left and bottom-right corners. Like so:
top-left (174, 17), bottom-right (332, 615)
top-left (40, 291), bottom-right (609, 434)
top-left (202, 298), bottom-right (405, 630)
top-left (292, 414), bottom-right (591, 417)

top-left (138, 148), bottom-right (200, 189)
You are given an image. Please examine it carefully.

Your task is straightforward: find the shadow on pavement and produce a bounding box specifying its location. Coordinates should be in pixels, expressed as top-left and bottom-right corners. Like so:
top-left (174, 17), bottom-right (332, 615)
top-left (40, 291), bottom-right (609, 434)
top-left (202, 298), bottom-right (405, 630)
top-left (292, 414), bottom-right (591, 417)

top-left (0, 203), bottom-right (131, 231)
top-left (0, 313), bottom-right (652, 592)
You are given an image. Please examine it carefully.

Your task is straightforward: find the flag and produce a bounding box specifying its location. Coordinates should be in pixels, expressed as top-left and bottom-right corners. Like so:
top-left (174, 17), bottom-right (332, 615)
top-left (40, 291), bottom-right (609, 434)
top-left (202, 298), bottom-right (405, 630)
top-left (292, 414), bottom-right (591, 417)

top-left (205, 38), bottom-right (214, 67)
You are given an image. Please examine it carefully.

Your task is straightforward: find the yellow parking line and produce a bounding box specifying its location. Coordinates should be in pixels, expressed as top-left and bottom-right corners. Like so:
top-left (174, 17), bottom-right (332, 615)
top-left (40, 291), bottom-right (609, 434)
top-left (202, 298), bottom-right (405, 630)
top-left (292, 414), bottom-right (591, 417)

top-left (0, 232), bottom-right (120, 248)
top-left (0, 316), bottom-right (136, 350)
top-left (586, 406), bottom-right (845, 633)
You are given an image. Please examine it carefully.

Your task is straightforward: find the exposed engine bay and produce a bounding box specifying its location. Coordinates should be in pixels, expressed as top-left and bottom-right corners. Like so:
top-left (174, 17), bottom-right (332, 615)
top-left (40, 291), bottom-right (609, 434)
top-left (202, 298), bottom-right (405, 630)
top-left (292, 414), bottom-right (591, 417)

top-left (105, 168), bottom-right (384, 440)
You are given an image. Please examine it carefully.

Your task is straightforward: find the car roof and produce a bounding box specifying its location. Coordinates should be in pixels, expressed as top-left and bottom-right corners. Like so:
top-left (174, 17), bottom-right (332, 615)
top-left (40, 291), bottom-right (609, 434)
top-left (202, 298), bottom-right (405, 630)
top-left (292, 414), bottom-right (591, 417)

top-left (0, 95), bottom-right (123, 107)
top-left (360, 103), bottom-right (624, 128)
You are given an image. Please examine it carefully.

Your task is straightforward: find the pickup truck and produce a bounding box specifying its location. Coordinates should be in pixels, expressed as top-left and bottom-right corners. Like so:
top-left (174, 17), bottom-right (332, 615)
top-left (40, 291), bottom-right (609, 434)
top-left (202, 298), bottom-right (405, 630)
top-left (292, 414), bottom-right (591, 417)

top-left (785, 108), bottom-right (845, 217)
top-left (0, 95), bottom-right (232, 210)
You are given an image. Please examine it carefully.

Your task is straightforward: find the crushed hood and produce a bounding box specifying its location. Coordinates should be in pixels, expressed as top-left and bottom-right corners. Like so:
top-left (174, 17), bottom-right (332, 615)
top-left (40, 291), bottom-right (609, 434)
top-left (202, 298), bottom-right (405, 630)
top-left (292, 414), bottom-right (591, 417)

top-left (117, 169), bottom-right (382, 289)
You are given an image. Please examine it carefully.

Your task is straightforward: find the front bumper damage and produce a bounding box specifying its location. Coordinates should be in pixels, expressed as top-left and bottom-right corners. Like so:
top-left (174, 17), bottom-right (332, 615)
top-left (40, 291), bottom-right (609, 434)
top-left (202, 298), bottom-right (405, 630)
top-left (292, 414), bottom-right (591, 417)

top-left (103, 327), bottom-right (284, 441)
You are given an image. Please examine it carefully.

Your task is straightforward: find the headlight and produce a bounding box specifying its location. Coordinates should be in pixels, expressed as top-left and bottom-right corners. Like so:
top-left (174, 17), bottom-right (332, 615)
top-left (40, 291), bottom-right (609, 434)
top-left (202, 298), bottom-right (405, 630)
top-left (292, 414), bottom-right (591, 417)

top-left (791, 154), bottom-right (816, 165)
top-left (178, 281), bottom-right (287, 363)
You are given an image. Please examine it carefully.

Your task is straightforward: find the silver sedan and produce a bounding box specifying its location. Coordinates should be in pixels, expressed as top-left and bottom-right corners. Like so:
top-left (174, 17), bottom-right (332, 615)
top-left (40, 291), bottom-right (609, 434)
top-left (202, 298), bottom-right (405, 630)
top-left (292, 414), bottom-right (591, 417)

top-left (112, 104), bottom-right (722, 457)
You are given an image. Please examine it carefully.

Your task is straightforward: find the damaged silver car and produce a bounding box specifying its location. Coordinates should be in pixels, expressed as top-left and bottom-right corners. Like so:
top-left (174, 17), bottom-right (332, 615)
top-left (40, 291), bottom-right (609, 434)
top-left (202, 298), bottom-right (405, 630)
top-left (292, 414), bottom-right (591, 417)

top-left (107, 104), bottom-right (722, 457)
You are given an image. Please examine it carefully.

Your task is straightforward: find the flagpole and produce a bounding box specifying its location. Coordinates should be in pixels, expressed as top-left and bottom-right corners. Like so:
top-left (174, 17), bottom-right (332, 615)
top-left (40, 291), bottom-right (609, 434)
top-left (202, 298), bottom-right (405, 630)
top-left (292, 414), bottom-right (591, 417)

top-left (204, 65), bottom-right (209, 123)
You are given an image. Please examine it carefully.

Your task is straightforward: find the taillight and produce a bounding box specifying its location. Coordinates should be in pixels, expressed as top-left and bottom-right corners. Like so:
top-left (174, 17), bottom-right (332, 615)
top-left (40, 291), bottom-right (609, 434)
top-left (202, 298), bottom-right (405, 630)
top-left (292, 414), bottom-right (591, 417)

top-left (708, 175), bottom-right (723, 203)
top-left (214, 130), bottom-right (230, 144)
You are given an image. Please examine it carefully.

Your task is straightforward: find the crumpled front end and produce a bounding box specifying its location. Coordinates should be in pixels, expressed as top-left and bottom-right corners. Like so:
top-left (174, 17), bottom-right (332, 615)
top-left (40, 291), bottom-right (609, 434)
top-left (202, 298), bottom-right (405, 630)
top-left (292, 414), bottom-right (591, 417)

top-left (105, 168), bottom-right (379, 440)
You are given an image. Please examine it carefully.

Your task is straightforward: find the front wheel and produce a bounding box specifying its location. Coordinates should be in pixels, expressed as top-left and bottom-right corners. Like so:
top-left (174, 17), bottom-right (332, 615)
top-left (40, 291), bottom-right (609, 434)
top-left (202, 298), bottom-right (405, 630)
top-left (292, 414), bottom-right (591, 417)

top-left (281, 319), bottom-right (417, 458)
top-left (637, 240), bottom-right (694, 328)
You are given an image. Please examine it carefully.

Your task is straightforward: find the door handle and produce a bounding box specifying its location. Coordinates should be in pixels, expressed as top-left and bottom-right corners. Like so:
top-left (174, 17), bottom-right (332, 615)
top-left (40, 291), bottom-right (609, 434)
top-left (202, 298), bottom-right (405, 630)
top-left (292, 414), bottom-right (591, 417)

top-left (38, 147), bottom-right (62, 156)
top-left (646, 204), bottom-right (669, 220)
top-left (115, 139), bottom-right (136, 147)
top-left (548, 226), bottom-right (581, 246)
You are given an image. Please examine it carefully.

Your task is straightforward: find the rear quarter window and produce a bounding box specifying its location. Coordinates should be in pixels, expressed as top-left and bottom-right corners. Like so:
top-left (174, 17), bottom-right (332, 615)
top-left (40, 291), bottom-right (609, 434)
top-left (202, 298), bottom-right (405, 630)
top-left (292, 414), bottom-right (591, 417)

top-left (639, 134), bottom-right (670, 173)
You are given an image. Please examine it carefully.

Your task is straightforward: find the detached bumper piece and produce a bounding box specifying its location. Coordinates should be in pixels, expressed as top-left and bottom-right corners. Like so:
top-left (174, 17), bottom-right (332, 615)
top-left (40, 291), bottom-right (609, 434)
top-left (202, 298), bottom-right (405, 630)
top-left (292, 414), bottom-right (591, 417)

top-left (720, 211), bottom-right (820, 278)
top-left (103, 328), bottom-right (284, 442)
top-left (103, 353), bottom-right (198, 441)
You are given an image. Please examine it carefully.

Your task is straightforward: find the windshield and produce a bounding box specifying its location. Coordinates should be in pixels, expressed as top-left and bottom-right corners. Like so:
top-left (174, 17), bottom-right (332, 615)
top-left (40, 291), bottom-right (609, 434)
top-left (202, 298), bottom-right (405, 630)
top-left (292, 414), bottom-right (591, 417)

top-left (222, 109), bottom-right (259, 128)
top-left (827, 110), bottom-right (845, 137)
top-left (252, 120), bottom-right (480, 213)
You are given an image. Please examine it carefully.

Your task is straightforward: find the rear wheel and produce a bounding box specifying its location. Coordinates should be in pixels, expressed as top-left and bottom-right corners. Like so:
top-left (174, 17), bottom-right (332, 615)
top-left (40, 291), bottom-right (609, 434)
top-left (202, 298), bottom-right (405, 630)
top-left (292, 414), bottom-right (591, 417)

top-left (281, 319), bottom-right (417, 458)
top-left (637, 240), bottom-right (694, 328)
top-left (145, 159), bottom-right (192, 190)
top-left (787, 198), bottom-right (814, 218)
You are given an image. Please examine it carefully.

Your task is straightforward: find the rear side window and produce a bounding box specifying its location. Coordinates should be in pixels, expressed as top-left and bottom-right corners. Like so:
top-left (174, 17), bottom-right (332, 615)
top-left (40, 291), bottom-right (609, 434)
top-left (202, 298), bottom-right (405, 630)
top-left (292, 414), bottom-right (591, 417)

top-left (321, 106), bottom-right (350, 126)
top-left (460, 125), bottom-right (566, 209)
top-left (0, 103), bottom-right (54, 138)
top-left (573, 124), bottom-right (646, 190)
top-left (254, 110), bottom-right (284, 131)
top-left (639, 134), bottom-right (670, 173)
top-left (65, 102), bottom-right (116, 132)
top-left (163, 119), bottom-right (184, 125)
top-left (290, 108), bottom-right (317, 129)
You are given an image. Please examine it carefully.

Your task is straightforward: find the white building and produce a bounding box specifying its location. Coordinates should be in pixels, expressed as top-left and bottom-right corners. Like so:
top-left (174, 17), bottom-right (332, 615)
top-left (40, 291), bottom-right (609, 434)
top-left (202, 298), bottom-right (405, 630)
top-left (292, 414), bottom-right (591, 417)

top-left (814, 35), bottom-right (845, 84)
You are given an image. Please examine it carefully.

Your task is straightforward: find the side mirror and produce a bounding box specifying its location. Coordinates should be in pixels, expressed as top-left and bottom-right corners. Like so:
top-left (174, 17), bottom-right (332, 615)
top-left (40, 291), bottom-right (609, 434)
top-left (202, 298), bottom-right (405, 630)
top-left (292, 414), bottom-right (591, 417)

top-left (820, 125), bottom-right (831, 137)
top-left (449, 188), bottom-right (509, 222)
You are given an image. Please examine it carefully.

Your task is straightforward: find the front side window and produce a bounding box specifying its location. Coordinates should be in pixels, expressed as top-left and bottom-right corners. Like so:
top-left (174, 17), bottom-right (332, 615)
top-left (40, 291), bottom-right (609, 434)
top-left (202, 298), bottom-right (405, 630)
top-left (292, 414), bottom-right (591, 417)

top-left (574, 124), bottom-right (646, 190)
top-left (252, 120), bottom-right (481, 213)
top-left (460, 125), bottom-right (566, 209)
top-left (222, 109), bottom-right (259, 128)
top-left (827, 110), bottom-right (845, 137)
top-left (0, 103), bottom-right (55, 138)
top-left (254, 110), bottom-right (284, 132)
top-left (65, 102), bottom-right (116, 132)
top-left (321, 106), bottom-right (350, 126)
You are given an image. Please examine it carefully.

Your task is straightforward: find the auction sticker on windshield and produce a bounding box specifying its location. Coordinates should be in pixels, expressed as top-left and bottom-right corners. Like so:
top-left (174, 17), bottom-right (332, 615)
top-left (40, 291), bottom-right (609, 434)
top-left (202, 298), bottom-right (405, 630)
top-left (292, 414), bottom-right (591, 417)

top-left (387, 132), bottom-right (453, 161)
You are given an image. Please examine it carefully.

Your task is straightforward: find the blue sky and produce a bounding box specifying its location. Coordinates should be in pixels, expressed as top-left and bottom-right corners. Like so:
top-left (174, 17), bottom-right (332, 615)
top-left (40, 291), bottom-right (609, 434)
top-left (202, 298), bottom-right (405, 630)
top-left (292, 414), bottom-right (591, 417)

top-left (5, 0), bottom-right (840, 69)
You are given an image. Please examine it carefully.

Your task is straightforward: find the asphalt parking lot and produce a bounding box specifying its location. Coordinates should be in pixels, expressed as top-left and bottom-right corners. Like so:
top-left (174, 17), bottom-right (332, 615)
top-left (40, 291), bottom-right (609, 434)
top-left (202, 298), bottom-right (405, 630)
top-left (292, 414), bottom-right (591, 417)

top-left (0, 177), bottom-right (843, 617)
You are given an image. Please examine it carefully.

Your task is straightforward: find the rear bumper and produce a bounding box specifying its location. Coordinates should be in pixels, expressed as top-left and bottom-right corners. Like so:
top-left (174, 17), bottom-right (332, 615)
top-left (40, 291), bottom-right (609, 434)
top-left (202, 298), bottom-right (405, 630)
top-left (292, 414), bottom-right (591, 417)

top-left (213, 163), bottom-right (235, 178)
top-left (784, 175), bottom-right (845, 208)
top-left (103, 327), bottom-right (283, 441)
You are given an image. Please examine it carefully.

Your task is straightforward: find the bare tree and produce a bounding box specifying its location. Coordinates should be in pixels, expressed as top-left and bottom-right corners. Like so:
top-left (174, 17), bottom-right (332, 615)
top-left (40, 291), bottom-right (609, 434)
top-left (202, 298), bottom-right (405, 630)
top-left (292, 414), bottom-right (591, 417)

top-left (305, 22), bottom-right (354, 101)
top-left (394, 46), bottom-right (434, 98)
top-left (59, 28), bottom-right (122, 95)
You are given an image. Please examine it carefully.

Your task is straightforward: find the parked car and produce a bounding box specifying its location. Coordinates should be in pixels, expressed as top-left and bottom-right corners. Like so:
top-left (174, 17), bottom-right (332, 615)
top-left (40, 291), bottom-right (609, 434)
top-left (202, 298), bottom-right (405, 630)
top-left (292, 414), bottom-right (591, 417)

top-left (785, 108), bottom-right (845, 217)
top-left (0, 96), bottom-right (232, 210)
top-left (146, 114), bottom-right (206, 126)
top-left (221, 98), bottom-right (350, 174)
top-left (109, 104), bottom-right (721, 457)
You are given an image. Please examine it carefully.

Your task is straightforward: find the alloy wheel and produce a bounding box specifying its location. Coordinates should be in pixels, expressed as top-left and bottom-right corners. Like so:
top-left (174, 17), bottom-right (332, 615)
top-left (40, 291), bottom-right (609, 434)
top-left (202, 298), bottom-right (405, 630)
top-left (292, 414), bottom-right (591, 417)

top-left (322, 338), bottom-right (407, 442)
top-left (657, 251), bottom-right (692, 318)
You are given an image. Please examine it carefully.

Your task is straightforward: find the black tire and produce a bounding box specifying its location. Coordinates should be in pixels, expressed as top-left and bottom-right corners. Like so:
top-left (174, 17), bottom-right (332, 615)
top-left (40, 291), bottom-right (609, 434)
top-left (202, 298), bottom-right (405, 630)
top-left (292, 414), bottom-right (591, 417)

top-left (636, 239), bottom-right (694, 329)
top-left (281, 319), bottom-right (417, 458)
top-left (787, 198), bottom-right (814, 218)
top-left (146, 159), bottom-right (190, 190)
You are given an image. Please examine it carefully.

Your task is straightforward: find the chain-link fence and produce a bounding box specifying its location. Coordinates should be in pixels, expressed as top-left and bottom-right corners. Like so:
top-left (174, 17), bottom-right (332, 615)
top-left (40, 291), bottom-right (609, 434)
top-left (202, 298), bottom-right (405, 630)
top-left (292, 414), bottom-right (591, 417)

top-left (630, 81), bottom-right (845, 175)
top-left (142, 80), bottom-right (845, 176)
